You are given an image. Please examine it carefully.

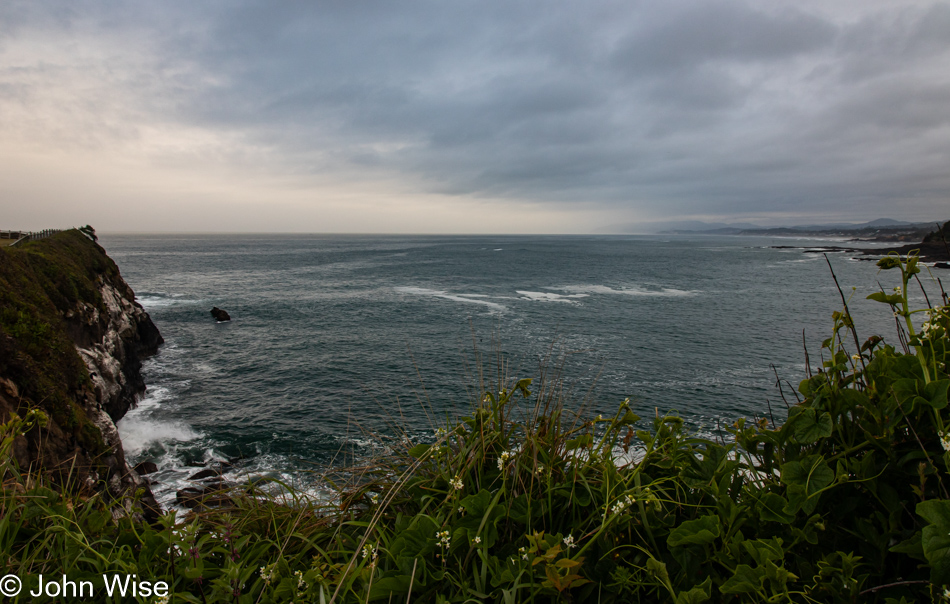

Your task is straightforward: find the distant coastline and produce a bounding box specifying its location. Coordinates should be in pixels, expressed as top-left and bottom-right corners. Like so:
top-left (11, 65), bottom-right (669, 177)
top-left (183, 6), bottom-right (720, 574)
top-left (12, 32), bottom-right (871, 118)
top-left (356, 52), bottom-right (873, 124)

top-left (765, 219), bottom-right (950, 263)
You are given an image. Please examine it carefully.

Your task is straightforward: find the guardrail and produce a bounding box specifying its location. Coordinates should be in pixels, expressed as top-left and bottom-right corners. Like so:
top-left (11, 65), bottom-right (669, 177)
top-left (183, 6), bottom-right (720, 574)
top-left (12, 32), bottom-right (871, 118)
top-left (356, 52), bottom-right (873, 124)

top-left (3, 229), bottom-right (63, 247)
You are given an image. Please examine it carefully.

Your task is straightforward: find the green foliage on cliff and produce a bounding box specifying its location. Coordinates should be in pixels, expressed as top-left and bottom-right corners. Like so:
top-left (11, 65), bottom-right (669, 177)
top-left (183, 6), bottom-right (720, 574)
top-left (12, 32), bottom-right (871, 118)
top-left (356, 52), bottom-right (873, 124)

top-left (2, 252), bottom-right (950, 602)
top-left (0, 230), bottom-right (116, 455)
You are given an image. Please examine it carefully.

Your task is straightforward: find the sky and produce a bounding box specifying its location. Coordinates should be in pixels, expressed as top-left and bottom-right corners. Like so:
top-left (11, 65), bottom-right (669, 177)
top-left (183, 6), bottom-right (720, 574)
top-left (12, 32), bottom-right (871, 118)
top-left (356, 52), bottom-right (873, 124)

top-left (1, 1), bottom-right (949, 233)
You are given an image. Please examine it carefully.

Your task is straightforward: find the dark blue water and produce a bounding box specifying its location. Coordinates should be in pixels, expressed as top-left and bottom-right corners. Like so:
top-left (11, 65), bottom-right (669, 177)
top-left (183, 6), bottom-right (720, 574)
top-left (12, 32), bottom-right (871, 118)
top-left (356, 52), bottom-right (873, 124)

top-left (101, 234), bottom-right (924, 505)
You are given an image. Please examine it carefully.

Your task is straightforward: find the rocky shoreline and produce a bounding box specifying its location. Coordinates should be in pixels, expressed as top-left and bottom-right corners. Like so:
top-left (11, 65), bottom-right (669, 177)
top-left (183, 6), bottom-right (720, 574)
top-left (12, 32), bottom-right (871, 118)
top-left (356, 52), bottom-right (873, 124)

top-left (770, 220), bottom-right (950, 265)
top-left (0, 229), bottom-right (164, 519)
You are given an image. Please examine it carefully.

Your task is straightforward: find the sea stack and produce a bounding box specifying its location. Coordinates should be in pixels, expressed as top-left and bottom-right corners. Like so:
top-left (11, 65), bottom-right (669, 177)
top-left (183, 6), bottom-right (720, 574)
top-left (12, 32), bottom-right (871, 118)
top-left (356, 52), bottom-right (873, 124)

top-left (211, 307), bottom-right (231, 322)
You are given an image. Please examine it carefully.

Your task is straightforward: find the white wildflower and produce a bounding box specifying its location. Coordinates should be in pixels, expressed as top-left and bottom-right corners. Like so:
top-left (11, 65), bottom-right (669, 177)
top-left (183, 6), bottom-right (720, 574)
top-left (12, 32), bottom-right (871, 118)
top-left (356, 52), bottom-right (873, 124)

top-left (473, 536), bottom-right (481, 544)
top-left (851, 354), bottom-right (861, 361)
top-left (563, 534), bottom-right (575, 549)
top-left (362, 544), bottom-right (377, 560)
top-left (941, 431), bottom-right (950, 453)
top-left (497, 450), bottom-right (513, 471)
top-left (458, 506), bottom-right (465, 514)
top-left (295, 569), bottom-right (307, 590)
top-left (436, 530), bottom-right (451, 548)
top-left (449, 475), bottom-right (464, 490)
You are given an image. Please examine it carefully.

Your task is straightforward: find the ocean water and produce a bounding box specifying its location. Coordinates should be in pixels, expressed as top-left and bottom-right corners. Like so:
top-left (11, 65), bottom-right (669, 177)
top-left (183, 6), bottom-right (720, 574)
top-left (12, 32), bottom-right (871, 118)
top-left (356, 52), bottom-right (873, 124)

top-left (99, 234), bottom-right (930, 506)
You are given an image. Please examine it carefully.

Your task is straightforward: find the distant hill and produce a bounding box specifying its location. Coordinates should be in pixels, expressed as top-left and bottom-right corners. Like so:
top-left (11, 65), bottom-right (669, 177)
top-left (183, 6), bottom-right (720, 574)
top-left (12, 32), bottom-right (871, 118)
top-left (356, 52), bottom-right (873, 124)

top-left (594, 218), bottom-right (934, 235)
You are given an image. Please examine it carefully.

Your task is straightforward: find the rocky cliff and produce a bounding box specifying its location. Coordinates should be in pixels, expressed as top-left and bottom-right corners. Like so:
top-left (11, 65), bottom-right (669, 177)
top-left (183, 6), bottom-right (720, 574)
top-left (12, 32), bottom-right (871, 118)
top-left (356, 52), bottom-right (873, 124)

top-left (0, 228), bottom-right (162, 518)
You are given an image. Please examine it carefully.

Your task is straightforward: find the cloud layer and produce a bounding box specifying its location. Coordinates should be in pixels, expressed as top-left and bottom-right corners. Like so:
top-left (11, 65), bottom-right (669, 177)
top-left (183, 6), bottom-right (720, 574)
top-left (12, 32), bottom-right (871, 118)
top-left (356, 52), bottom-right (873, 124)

top-left (2, 1), bottom-right (949, 232)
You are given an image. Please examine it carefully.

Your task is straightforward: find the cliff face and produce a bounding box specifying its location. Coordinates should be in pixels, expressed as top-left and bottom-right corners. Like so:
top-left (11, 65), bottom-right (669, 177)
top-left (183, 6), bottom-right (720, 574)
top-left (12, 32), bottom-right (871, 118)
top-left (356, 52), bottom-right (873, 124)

top-left (0, 229), bottom-right (162, 517)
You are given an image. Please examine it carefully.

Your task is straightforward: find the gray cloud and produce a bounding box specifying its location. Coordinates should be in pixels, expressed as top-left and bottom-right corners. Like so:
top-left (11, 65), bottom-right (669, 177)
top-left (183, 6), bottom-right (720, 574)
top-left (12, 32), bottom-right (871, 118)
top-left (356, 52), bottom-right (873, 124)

top-left (1, 0), bottom-right (949, 230)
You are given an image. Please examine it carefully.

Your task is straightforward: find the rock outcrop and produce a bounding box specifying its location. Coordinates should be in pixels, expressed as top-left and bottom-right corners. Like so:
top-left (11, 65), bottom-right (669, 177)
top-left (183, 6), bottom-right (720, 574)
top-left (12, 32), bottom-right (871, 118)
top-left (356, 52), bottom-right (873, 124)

top-left (211, 306), bottom-right (231, 322)
top-left (0, 229), bottom-right (163, 519)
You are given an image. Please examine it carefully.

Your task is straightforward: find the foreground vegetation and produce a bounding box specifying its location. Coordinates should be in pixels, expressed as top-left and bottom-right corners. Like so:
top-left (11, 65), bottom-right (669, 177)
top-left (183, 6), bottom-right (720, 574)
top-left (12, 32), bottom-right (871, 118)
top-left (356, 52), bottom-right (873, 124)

top-left (2, 253), bottom-right (950, 602)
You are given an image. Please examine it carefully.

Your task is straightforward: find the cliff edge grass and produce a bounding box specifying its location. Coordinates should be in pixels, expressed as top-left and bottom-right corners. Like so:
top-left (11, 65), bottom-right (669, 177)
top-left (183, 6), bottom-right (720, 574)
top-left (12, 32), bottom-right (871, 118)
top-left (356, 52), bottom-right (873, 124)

top-left (0, 229), bottom-right (162, 512)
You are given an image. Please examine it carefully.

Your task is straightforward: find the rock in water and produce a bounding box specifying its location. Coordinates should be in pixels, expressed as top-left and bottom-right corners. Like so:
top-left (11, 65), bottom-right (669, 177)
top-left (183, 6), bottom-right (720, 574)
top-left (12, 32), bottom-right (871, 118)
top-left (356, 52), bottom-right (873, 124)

top-left (134, 461), bottom-right (159, 475)
top-left (211, 307), bottom-right (231, 322)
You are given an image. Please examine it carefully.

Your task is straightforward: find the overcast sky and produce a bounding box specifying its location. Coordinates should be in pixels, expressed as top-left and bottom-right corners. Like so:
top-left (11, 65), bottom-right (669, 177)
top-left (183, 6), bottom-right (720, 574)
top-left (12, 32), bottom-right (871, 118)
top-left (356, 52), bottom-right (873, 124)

top-left (1, 1), bottom-right (949, 233)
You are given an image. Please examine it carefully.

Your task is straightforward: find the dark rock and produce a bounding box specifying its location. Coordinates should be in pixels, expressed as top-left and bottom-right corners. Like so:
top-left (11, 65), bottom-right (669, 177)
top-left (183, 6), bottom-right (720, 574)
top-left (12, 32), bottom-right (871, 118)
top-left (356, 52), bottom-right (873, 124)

top-left (935, 262), bottom-right (950, 269)
top-left (211, 307), bottom-right (231, 322)
top-left (134, 461), bottom-right (159, 475)
top-left (176, 487), bottom-right (205, 509)
top-left (188, 468), bottom-right (220, 481)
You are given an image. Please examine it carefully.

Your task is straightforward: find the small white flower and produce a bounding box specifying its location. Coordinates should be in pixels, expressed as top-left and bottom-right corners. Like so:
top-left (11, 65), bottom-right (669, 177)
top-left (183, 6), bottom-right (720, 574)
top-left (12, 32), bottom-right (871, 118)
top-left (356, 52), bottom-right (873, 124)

top-left (535, 464), bottom-right (544, 475)
top-left (522, 552), bottom-right (530, 560)
top-left (458, 506), bottom-right (465, 514)
top-left (436, 530), bottom-right (451, 548)
top-left (563, 534), bottom-right (575, 549)
top-left (851, 354), bottom-right (861, 361)
top-left (449, 475), bottom-right (464, 490)
top-left (497, 450), bottom-right (513, 471)
top-left (941, 431), bottom-right (950, 453)
top-left (371, 493), bottom-right (379, 504)
top-left (473, 536), bottom-right (481, 544)
top-left (295, 569), bottom-right (307, 590)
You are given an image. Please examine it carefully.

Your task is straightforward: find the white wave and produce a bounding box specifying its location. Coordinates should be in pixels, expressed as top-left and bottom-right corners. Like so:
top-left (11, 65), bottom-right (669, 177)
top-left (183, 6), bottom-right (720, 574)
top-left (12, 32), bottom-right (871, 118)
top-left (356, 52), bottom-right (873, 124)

top-left (394, 286), bottom-right (506, 311)
top-left (555, 284), bottom-right (700, 297)
top-left (118, 387), bottom-right (202, 456)
top-left (136, 294), bottom-right (201, 309)
top-left (516, 291), bottom-right (588, 303)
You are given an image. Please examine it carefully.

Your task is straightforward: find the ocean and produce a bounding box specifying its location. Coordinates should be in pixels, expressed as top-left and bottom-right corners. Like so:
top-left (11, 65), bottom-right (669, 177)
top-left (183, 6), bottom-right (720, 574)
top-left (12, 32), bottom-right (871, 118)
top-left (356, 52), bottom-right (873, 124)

top-left (99, 234), bottom-right (923, 507)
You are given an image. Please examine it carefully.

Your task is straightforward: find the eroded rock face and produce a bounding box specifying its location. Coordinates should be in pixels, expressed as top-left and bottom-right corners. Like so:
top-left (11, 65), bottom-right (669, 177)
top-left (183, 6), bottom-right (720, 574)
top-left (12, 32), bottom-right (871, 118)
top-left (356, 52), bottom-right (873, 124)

top-left (69, 281), bottom-right (163, 423)
top-left (68, 279), bottom-right (163, 519)
top-left (211, 307), bottom-right (231, 322)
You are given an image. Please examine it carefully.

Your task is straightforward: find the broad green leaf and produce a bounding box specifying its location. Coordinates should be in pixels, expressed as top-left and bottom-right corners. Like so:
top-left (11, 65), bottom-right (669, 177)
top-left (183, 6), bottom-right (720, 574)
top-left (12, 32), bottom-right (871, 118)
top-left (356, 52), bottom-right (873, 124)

top-left (786, 408), bottom-right (832, 444)
top-left (889, 532), bottom-right (925, 560)
top-left (866, 291), bottom-right (902, 305)
top-left (720, 564), bottom-right (764, 595)
top-left (781, 456), bottom-right (834, 497)
top-left (925, 380), bottom-right (950, 410)
top-left (758, 493), bottom-right (795, 524)
top-left (646, 557), bottom-right (671, 587)
top-left (743, 538), bottom-right (785, 566)
top-left (667, 515), bottom-right (721, 548)
top-left (917, 500), bottom-right (950, 584)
